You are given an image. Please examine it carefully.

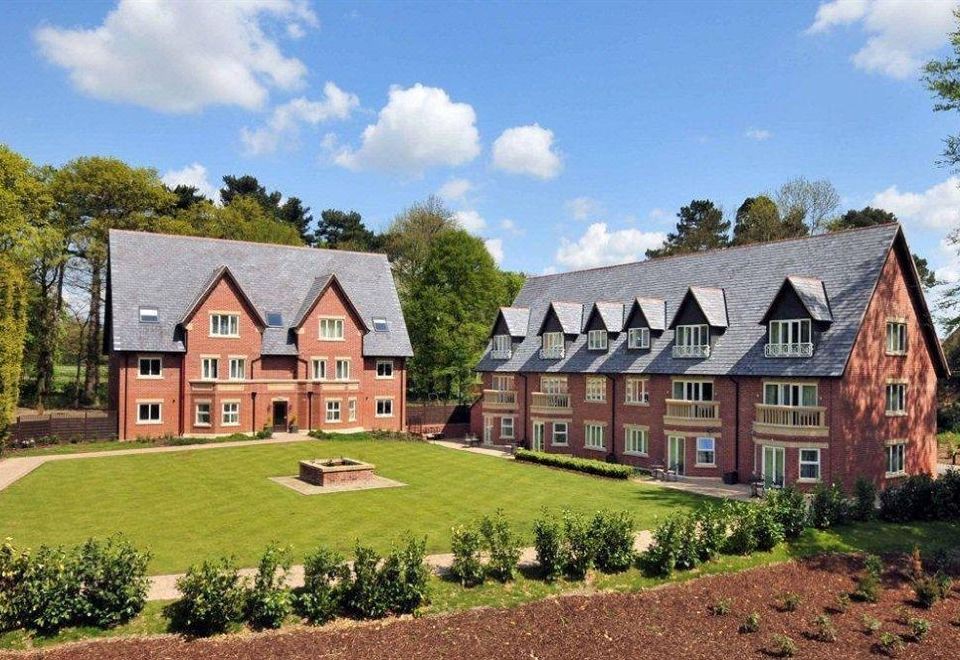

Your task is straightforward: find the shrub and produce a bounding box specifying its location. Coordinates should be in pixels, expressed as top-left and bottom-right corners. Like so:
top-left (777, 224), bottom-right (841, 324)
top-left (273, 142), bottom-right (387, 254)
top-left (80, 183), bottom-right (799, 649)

top-left (913, 572), bottom-right (951, 609)
top-left (724, 505), bottom-right (758, 556)
top-left (879, 474), bottom-right (936, 522)
top-left (770, 633), bottom-right (797, 657)
top-left (808, 482), bottom-right (850, 529)
top-left (740, 611), bottom-right (761, 633)
top-left (640, 514), bottom-right (684, 576)
top-left (710, 598), bottom-right (731, 616)
top-left (852, 554), bottom-right (883, 603)
top-left (933, 469), bottom-right (960, 519)
top-left (16, 545), bottom-right (83, 633)
top-left (862, 614), bottom-right (882, 634)
top-left (763, 487), bottom-right (807, 540)
top-left (513, 449), bottom-right (633, 479)
top-left (380, 535), bottom-right (429, 615)
top-left (852, 477), bottom-right (877, 522)
top-left (344, 544), bottom-right (387, 619)
top-left (908, 617), bottom-right (931, 642)
top-left (673, 513), bottom-right (703, 570)
top-left (876, 631), bottom-right (905, 657)
top-left (590, 510), bottom-right (635, 573)
top-left (753, 505), bottom-right (785, 552)
top-left (0, 540), bottom-right (29, 631)
top-left (562, 511), bottom-right (595, 580)
top-left (694, 504), bottom-right (729, 561)
top-left (170, 557), bottom-right (245, 636)
top-left (810, 614), bottom-right (837, 642)
top-left (532, 511), bottom-right (564, 582)
top-left (832, 592), bottom-right (851, 613)
top-left (75, 536), bottom-right (151, 628)
top-left (779, 592), bottom-right (801, 612)
top-left (296, 547), bottom-right (349, 624)
top-left (479, 510), bottom-right (521, 582)
top-left (245, 543), bottom-right (292, 630)
top-left (450, 524), bottom-right (485, 587)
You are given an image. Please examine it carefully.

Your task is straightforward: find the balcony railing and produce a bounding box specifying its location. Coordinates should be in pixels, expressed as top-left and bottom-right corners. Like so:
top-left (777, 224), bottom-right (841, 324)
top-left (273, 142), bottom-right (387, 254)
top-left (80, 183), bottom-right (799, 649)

top-left (663, 399), bottom-right (720, 425)
top-left (754, 403), bottom-right (828, 436)
top-left (490, 348), bottom-right (513, 360)
top-left (530, 391), bottom-right (571, 412)
top-left (539, 346), bottom-right (565, 359)
top-left (764, 342), bottom-right (813, 358)
top-left (483, 389), bottom-right (518, 409)
top-left (672, 344), bottom-right (710, 359)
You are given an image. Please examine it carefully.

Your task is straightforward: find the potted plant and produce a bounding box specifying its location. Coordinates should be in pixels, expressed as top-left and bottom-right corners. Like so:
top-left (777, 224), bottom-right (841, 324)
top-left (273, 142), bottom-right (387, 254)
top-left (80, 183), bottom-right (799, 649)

top-left (288, 416), bottom-right (299, 433)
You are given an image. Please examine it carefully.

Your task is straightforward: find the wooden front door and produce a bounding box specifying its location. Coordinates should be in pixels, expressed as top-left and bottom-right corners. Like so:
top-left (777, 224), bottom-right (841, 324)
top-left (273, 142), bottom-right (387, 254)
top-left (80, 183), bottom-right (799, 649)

top-left (272, 401), bottom-right (288, 431)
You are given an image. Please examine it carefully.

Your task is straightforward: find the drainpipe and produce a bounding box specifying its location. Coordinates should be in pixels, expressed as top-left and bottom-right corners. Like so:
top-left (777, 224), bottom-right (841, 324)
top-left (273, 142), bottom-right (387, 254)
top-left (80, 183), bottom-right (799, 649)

top-left (607, 374), bottom-right (617, 463)
top-left (122, 353), bottom-right (129, 440)
top-left (252, 391), bottom-right (257, 434)
top-left (178, 329), bottom-right (188, 438)
top-left (307, 391), bottom-right (313, 430)
top-left (519, 373), bottom-right (529, 448)
top-left (731, 376), bottom-right (741, 484)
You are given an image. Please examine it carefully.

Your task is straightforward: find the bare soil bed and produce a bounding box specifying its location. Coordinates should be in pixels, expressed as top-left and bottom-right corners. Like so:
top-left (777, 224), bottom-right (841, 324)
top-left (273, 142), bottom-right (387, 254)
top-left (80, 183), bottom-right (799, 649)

top-left (6, 555), bottom-right (960, 660)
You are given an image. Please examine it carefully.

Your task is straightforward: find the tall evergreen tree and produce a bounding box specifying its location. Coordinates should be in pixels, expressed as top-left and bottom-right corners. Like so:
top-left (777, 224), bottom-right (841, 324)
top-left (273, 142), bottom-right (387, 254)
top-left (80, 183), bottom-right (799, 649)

top-left (169, 184), bottom-right (207, 210)
top-left (313, 209), bottom-right (380, 251)
top-left (646, 199), bottom-right (729, 258)
top-left (220, 175), bottom-right (313, 244)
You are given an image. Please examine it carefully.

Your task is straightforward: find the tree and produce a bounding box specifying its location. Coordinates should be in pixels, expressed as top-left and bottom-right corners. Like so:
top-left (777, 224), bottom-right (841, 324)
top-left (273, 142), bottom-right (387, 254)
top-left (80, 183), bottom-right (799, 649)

top-left (646, 199), bottom-right (729, 258)
top-left (924, 9), bottom-right (960, 170)
top-left (313, 209), bottom-right (381, 251)
top-left (220, 174), bottom-right (313, 244)
top-left (172, 196), bottom-right (303, 246)
top-left (278, 197), bottom-right (314, 244)
top-left (773, 177), bottom-right (840, 234)
top-left (169, 184), bottom-right (207, 210)
top-left (731, 195), bottom-right (808, 246)
top-left (383, 196), bottom-right (457, 298)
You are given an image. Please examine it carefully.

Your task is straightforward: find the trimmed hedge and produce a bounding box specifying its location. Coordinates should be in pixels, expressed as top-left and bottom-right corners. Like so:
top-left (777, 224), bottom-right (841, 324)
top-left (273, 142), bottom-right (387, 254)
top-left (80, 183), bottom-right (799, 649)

top-left (514, 449), bottom-right (633, 479)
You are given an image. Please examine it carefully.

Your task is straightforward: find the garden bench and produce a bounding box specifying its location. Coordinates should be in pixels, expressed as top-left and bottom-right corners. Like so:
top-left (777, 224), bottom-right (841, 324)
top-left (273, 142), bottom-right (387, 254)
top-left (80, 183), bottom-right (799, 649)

top-left (464, 435), bottom-right (482, 447)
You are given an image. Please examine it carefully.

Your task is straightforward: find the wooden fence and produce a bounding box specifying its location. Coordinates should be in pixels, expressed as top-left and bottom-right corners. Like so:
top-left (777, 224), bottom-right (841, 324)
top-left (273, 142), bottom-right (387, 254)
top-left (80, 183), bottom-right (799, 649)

top-left (406, 402), bottom-right (473, 437)
top-left (7, 411), bottom-right (118, 445)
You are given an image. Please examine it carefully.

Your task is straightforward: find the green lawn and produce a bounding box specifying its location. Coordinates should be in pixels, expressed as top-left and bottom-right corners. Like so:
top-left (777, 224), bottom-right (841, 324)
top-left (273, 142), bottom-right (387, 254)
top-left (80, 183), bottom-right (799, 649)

top-left (0, 437), bottom-right (707, 574)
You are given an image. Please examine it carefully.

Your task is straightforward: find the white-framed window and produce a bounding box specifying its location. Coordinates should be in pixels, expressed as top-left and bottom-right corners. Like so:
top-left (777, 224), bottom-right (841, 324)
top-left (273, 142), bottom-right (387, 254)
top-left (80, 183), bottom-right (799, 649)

top-left (137, 356), bottom-right (162, 379)
top-left (541, 332), bottom-right (564, 358)
top-left (584, 423), bottom-right (606, 451)
top-left (492, 375), bottom-right (513, 391)
top-left (201, 357), bottom-right (219, 381)
top-left (628, 327), bottom-right (650, 349)
top-left (625, 377), bottom-right (649, 405)
top-left (348, 398), bottom-right (357, 422)
top-left (139, 307), bottom-right (159, 324)
top-left (335, 358), bottom-right (351, 381)
top-left (886, 382), bottom-right (907, 415)
top-left (799, 448), bottom-right (821, 482)
top-left (376, 359), bottom-right (394, 379)
top-left (695, 437), bottom-right (715, 466)
top-left (763, 382), bottom-right (818, 407)
top-left (195, 402), bottom-right (211, 427)
top-left (624, 426), bottom-right (648, 456)
top-left (136, 401), bottom-right (161, 424)
top-left (221, 401), bottom-right (239, 426)
top-left (319, 317), bottom-right (345, 340)
top-left (886, 442), bottom-right (906, 476)
top-left (541, 375), bottom-right (568, 394)
top-left (587, 329), bottom-right (608, 351)
top-left (585, 376), bottom-right (606, 402)
top-left (491, 334), bottom-right (512, 358)
top-left (209, 313), bottom-right (239, 337)
top-left (500, 416), bottom-right (514, 439)
top-left (672, 379), bottom-right (713, 401)
top-left (552, 421), bottom-right (568, 446)
top-left (769, 319), bottom-right (811, 346)
top-left (886, 321), bottom-right (907, 355)
top-left (311, 358), bottom-right (327, 381)
top-left (228, 357), bottom-right (246, 380)
top-left (676, 324), bottom-right (709, 348)
top-left (326, 400), bottom-right (341, 423)
top-left (376, 398), bottom-right (394, 418)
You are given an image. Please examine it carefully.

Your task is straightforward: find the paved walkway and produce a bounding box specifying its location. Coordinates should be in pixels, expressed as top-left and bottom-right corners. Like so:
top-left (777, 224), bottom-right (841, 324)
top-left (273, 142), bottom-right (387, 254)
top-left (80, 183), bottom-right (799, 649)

top-left (0, 433), bottom-right (313, 492)
top-left (427, 439), bottom-right (514, 458)
top-left (146, 530), bottom-right (654, 601)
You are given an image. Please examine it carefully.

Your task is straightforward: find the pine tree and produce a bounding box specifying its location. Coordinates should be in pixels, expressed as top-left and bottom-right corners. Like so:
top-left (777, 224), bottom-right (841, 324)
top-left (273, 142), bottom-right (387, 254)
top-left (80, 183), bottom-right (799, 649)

top-left (646, 199), bottom-right (729, 258)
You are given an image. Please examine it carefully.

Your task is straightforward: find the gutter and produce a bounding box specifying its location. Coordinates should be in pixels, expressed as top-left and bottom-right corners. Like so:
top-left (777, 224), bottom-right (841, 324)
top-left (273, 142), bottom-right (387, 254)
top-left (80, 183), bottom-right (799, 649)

top-left (607, 374), bottom-right (617, 463)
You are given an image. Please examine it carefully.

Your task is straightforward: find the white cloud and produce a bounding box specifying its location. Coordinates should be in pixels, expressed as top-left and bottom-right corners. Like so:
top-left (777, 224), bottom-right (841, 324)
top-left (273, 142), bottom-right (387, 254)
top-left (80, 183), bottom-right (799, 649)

top-left (35, 0), bottom-right (316, 113)
top-left (745, 128), bottom-right (773, 141)
top-left (438, 178), bottom-right (473, 202)
top-left (806, 0), bottom-right (955, 79)
top-left (555, 222), bottom-right (667, 270)
top-left (565, 196), bottom-right (603, 221)
top-left (161, 163), bottom-right (219, 203)
top-left (871, 177), bottom-right (960, 230)
top-left (286, 22), bottom-right (307, 39)
top-left (492, 124), bottom-right (562, 179)
top-left (334, 84), bottom-right (480, 175)
top-left (485, 238), bottom-right (504, 264)
top-left (453, 209), bottom-right (486, 233)
top-left (240, 82), bottom-right (359, 155)
top-left (500, 218), bottom-right (523, 235)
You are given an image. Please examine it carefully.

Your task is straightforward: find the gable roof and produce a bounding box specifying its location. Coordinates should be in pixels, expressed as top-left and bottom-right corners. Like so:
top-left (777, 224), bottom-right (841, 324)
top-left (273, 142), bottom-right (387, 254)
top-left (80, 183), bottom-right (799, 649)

top-left (291, 273), bottom-right (369, 333)
top-left (537, 301), bottom-right (583, 335)
top-left (587, 301), bottom-right (625, 332)
top-left (179, 265), bottom-right (267, 328)
top-left (476, 223), bottom-right (941, 377)
top-left (493, 307), bottom-right (530, 337)
top-left (669, 286), bottom-right (728, 328)
top-left (628, 297), bottom-right (666, 331)
top-left (760, 276), bottom-right (833, 324)
top-left (107, 230), bottom-right (412, 357)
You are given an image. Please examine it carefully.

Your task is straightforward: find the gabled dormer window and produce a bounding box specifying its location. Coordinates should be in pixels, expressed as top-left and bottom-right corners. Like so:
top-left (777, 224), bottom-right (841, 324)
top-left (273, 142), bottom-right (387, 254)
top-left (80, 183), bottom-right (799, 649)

top-left (540, 332), bottom-right (564, 359)
top-left (628, 327), bottom-right (650, 350)
top-left (491, 334), bottom-right (512, 359)
top-left (765, 319), bottom-right (812, 358)
top-left (673, 324), bottom-right (709, 358)
top-left (587, 329), bottom-right (608, 351)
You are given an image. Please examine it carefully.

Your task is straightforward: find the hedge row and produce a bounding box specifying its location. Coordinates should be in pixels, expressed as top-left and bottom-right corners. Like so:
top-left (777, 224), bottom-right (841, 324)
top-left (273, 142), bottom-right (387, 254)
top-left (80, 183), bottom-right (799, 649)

top-left (880, 472), bottom-right (960, 523)
top-left (513, 449), bottom-right (633, 479)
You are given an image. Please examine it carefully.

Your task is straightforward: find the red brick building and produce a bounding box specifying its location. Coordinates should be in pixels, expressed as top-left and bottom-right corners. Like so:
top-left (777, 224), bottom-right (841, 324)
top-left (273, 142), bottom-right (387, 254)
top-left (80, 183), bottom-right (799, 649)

top-left (106, 230), bottom-right (412, 439)
top-left (474, 224), bottom-right (948, 490)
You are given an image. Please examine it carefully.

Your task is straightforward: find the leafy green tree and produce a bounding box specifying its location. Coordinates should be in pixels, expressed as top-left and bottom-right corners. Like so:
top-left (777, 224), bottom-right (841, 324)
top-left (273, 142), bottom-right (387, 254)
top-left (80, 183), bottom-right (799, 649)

top-left (774, 177), bottom-right (840, 234)
top-left (173, 197), bottom-right (303, 246)
top-left (924, 9), bottom-right (960, 170)
top-left (732, 195), bottom-right (808, 246)
top-left (383, 196), bottom-right (457, 299)
top-left (220, 174), bottom-right (313, 243)
top-left (646, 199), bottom-right (729, 258)
top-left (499, 270), bottom-right (526, 303)
top-left (313, 209), bottom-right (381, 251)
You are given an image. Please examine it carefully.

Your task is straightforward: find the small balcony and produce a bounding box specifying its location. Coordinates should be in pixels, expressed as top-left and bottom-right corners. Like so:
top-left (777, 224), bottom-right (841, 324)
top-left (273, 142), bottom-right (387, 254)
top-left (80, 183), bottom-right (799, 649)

top-left (663, 399), bottom-right (720, 427)
top-left (754, 403), bottom-right (828, 437)
top-left (530, 391), bottom-right (572, 414)
top-left (490, 348), bottom-right (513, 360)
top-left (764, 342), bottom-right (813, 358)
top-left (539, 346), bottom-right (565, 359)
top-left (672, 345), bottom-right (710, 359)
top-left (483, 389), bottom-right (518, 410)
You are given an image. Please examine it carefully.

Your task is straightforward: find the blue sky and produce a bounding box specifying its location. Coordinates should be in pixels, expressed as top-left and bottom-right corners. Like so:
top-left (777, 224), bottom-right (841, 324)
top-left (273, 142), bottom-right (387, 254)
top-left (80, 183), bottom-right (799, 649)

top-left (3, 0), bottom-right (960, 289)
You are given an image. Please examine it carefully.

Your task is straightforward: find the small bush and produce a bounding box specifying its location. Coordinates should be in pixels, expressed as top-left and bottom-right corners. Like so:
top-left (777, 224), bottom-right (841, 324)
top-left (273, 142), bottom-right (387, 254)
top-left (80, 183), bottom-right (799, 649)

top-left (808, 481), bottom-right (850, 529)
top-left (673, 513), bottom-right (703, 570)
top-left (862, 614), bottom-right (882, 635)
top-left (764, 487), bottom-right (807, 540)
top-left (933, 469), bottom-right (960, 519)
top-left (0, 540), bottom-right (30, 631)
top-left (770, 633), bottom-right (797, 658)
top-left (913, 573), bottom-right (951, 609)
top-left (479, 510), bottom-right (521, 582)
top-left (810, 614), bottom-right (837, 642)
top-left (753, 505), bottom-right (785, 552)
top-left (590, 510), bottom-right (635, 573)
top-left (876, 631), bottom-right (905, 657)
top-left (879, 475), bottom-right (936, 523)
top-left (245, 543), bottom-right (292, 630)
top-left (170, 557), bottom-right (245, 636)
top-left (17, 545), bottom-right (83, 633)
top-left (739, 611), bottom-right (761, 633)
top-left (532, 511), bottom-right (564, 582)
top-left (832, 592), bottom-right (851, 613)
top-left (710, 598), bottom-right (731, 616)
top-left (852, 477), bottom-right (877, 521)
top-left (694, 504), bottom-right (729, 561)
top-left (296, 547), bottom-right (349, 624)
top-left (908, 617), bottom-right (931, 642)
top-left (640, 513), bottom-right (692, 576)
top-left (562, 511), bottom-right (595, 580)
top-left (450, 524), bottom-right (485, 587)
top-left (513, 449), bottom-right (633, 479)
top-left (779, 592), bottom-right (802, 612)
top-left (724, 505), bottom-right (758, 556)
top-left (852, 554), bottom-right (883, 603)
top-left (75, 536), bottom-right (151, 628)
top-left (344, 544), bottom-right (386, 619)
top-left (380, 535), bottom-right (429, 615)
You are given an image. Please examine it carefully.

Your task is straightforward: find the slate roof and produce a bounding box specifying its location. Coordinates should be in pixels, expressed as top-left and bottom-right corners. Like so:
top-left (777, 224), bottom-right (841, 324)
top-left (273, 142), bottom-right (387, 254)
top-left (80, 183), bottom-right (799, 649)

top-left (496, 307), bottom-right (531, 337)
top-left (786, 276), bottom-right (833, 322)
top-left (476, 223), bottom-right (937, 377)
top-left (539, 301), bottom-right (584, 335)
top-left (585, 301), bottom-right (623, 333)
top-left (672, 287), bottom-right (728, 328)
top-left (107, 230), bottom-right (412, 357)
top-left (632, 297), bottom-right (666, 331)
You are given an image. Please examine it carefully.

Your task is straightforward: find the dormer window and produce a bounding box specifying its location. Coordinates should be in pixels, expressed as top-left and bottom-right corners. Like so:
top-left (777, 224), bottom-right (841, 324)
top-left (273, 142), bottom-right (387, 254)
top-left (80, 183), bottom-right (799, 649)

top-left (673, 324), bottom-right (710, 358)
top-left (587, 329), bottom-right (608, 351)
top-left (372, 317), bottom-right (389, 333)
top-left (628, 327), bottom-right (650, 350)
top-left (139, 307), bottom-right (159, 323)
top-left (540, 332), bottom-right (565, 359)
top-left (765, 319), bottom-right (812, 358)
top-left (491, 334), bottom-right (512, 359)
